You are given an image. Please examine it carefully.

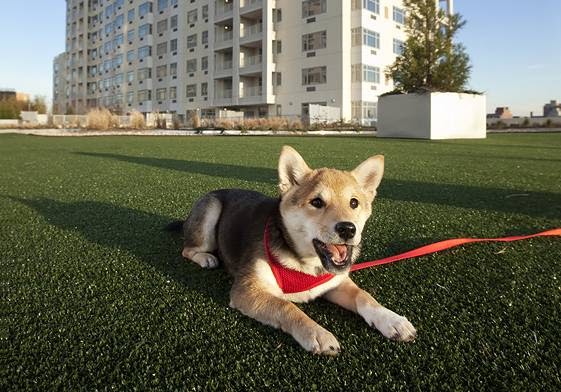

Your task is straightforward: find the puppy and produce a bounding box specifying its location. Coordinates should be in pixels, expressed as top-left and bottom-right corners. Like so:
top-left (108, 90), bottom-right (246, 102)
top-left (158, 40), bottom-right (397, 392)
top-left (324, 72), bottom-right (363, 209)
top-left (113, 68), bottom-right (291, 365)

top-left (167, 146), bottom-right (416, 355)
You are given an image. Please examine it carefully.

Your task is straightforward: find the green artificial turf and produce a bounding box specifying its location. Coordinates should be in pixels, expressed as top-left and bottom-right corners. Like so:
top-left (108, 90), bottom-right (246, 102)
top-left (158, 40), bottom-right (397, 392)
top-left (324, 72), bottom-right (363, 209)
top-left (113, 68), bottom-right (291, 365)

top-left (1, 133), bottom-right (560, 390)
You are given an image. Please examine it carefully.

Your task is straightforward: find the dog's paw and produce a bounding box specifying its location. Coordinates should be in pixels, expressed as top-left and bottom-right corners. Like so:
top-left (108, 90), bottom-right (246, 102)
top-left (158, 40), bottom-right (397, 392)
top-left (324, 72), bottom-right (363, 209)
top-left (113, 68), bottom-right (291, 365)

top-left (296, 326), bottom-right (341, 356)
top-left (363, 306), bottom-right (417, 342)
top-left (191, 253), bottom-right (219, 269)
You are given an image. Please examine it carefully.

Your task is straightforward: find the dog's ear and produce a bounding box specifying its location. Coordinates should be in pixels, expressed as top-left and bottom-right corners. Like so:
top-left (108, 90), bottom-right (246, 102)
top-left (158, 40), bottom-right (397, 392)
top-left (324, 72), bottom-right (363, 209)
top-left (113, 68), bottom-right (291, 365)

top-left (351, 155), bottom-right (384, 200)
top-left (278, 146), bottom-right (312, 194)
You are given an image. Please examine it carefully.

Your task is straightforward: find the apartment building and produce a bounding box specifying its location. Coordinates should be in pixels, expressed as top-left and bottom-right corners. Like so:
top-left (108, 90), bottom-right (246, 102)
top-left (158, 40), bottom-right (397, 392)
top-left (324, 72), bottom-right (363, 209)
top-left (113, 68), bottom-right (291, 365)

top-left (54, 0), bottom-right (451, 124)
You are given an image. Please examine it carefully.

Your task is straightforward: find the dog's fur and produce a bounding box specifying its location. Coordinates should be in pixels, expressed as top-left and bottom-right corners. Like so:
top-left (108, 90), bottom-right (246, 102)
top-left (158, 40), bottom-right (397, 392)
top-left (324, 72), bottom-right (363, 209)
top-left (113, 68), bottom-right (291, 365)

top-left (168, 146), bottom-right (416, 355)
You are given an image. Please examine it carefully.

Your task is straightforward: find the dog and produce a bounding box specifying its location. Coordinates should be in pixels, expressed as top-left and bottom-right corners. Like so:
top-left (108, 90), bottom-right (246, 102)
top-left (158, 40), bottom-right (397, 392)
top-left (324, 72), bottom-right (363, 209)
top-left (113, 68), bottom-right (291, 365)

top-left (167, 146), bottom-right (416, 355)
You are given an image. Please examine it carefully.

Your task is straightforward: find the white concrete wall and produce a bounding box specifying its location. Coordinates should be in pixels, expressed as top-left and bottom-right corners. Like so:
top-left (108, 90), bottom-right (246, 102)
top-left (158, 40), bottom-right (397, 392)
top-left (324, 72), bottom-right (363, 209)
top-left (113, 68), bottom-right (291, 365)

top-left (378, 93), bottom-right (486, 139)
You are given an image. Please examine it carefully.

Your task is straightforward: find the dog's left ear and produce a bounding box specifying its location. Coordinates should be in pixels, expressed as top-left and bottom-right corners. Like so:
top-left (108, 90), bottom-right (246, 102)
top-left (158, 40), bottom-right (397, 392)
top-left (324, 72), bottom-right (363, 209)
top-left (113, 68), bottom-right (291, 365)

top-left (278, 145), bottom-right (312, 194)
top-left (351, 155), bottom-right (384, 200)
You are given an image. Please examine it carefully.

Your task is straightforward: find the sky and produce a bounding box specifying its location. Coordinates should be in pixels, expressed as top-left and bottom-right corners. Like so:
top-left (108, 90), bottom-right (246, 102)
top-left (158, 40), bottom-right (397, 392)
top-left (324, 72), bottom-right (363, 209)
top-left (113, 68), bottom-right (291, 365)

top-left (0, 0), bottom-right (559, 116)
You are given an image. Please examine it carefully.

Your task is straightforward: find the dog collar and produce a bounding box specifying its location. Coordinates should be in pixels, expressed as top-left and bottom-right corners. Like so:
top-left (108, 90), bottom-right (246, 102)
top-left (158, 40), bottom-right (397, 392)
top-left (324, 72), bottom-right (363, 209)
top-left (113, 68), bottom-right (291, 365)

top-left (264, 219), bottom-right (335, 294)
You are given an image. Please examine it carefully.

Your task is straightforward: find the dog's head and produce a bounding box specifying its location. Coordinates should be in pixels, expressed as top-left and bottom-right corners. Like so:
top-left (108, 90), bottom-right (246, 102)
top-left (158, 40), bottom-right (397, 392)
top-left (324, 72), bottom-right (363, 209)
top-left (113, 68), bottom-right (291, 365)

top-left (278, 145), bottom-right (384, 274)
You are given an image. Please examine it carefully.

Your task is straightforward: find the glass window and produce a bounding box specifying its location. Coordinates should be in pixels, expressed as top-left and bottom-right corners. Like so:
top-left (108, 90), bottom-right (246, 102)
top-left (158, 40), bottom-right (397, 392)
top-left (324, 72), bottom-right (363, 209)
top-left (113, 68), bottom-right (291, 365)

top-left (157, 65), bottom-right (167, 78)
top-left (138, 67), bottom-right (152, 81)
top-left (187, 34), bottom-right (197, 48)
top-left (393, 6), bottom-right (405, 24)
top-left (138, 89), bottom-right (152, 102)
top-left (201, 82), bottom-right (208, 96)
top-left (169, 86), bottom-right (177, 99)
top-left (187, 59), bottom-right (197, 72)
top-left (187, 9), bottom-right (198, 24)
top-left (186, 84), bottom-right (197, 97)
top-left (127, 49), bottom-right (135, 62)
top-left (363, 0), bottom-right (379, 14)
top-left (170, 39), bottom-right (178, 52)
top-left (302, 30), bottom-right (327, 51)
top-left (127, 9), bottom-right (135, 22)
top-left (363, 29), bottom-right (380, 48)
top-left (157, 42), bottom-right (167, 56)
top-left (127, 71), bottom-right (134, 83)
top-left (139, 23), bottom-right (152, 38)
top-left (170, 15), bottom-right (178, 29)
top-left (302, 0), bottom-right (327, 18)
top-left (138, 45), bottom-right (152, 59)
top-left (114, 14), bottom-right (124, 28)
top-left (127, 91), bottom-right (134, 104)
top-left (302, 66), bottom-right (327, 85)
top-left (201, 56), bottom-right (208, 70)
top-left (202, 31), bottom-right (208, 45)
top-left (363, 65), bottom-right (380, 83)
top-left (393, 38), bottom-right (404, 55)
top-left (114, 33), bottom-right (124, 47)
top-left (139, 2), bottom-right (153, 17)
top-left (202, 5), bottom-right (208, 19)
top-left (170, 62), bottom-right (177, 76)
top-left (158, 0), bottom-right (168, 13)
top-left (157, 19), bottom-right (168, 34)
top-left (156, 88), bottom-right (167, 100)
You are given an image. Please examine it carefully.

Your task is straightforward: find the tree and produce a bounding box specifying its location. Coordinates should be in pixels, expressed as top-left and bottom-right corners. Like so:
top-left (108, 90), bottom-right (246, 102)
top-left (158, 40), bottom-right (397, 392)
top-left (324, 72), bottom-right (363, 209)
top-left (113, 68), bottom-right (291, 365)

top-left (386, 0), bottom-right (472, 93)
top-left (0, 97), bottom-right (20, 119)
top-left (30, 96), bottom-right (47, 114)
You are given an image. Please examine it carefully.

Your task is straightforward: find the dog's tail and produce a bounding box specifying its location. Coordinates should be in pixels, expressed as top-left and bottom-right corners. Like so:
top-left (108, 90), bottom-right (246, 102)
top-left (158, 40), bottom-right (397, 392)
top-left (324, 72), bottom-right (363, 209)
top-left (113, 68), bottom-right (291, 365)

top-left (164, 220), bottom-right (184, 234)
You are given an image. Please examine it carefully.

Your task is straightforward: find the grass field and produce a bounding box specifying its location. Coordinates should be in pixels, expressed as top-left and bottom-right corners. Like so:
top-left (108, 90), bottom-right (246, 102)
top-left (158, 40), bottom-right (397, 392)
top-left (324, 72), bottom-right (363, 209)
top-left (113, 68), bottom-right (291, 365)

top-left (1, 133), bottom-right (561, 390)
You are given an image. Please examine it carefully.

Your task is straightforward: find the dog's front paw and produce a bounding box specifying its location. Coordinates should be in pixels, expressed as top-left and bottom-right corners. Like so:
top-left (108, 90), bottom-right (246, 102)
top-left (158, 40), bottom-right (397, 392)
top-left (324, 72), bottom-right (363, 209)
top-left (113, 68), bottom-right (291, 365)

top-left (295, 326), bottom-right (341, 356)
top-left (191, 252), bottom-right (219, 269)
top-left (363, 307), bottom-right (417, 342)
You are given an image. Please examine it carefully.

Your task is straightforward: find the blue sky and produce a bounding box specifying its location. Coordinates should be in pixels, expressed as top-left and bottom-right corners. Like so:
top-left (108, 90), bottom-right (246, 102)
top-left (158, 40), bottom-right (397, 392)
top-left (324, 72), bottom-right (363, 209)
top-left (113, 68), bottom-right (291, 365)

top-left (0, 0), bottom-right (559, 116)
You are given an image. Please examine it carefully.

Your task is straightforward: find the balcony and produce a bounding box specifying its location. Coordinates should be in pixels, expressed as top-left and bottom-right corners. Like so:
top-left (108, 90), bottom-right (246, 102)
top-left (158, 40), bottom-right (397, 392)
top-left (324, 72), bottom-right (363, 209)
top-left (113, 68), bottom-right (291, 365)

top-left (239, 54), bottom-right (262, 74)
top-left (215, 2), bottom-right (233, 22)
top-left (215, 59), bottom-right (233, 77)
top-left (240, 23), bottom-right (262, 44)
top-left (214, 88), bottom-right (233, 106)
top-left (215, 30), bottom-right (233, 50)
top-left (240, 0), bottom-right (262, 15)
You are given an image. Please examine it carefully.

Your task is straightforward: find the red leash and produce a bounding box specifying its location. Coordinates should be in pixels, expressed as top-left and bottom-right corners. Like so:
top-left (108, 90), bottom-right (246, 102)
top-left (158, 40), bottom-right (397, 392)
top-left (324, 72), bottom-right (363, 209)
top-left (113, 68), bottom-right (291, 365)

top-left (351, 228), bottom-right (561, 272)
top-left (265, 223), bottom-right (561, 294)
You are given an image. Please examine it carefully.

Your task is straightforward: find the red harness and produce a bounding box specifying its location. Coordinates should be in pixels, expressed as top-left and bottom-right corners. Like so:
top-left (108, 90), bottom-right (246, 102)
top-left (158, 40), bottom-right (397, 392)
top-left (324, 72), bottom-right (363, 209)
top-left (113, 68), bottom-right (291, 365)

top-left (264, 221), bottom-right (561, 295)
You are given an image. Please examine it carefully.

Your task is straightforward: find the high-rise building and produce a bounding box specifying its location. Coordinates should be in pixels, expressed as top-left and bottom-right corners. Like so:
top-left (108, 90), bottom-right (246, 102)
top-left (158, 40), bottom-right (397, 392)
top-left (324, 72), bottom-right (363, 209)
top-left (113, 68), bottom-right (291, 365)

top-left (54, 0), bottom-right (451, 124)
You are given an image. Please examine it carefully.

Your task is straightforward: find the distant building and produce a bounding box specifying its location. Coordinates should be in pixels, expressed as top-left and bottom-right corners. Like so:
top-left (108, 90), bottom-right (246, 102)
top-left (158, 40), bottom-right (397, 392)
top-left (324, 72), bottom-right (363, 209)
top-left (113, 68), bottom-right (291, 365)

top-left (0, 89), bottom-right (30, 103)
top-left (543, 100), bottom-right (561, 117)
top-left (487, 106), bottom-right (513, 119)
top-left (53, 53), bottom-right (68, 114)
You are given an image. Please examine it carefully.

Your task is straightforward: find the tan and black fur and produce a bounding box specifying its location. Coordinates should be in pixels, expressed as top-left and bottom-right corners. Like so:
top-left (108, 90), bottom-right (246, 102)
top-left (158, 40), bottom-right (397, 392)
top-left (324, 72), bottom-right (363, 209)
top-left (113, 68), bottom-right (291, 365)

top-left (167, 146), bottom-right (416, 355)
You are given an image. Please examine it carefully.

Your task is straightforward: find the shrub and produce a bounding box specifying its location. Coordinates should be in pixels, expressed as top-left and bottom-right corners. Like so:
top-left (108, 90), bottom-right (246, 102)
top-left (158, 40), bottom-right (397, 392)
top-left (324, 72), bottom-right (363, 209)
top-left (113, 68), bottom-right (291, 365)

top-left (191, 113), bottom-right (201, 129)
top-left (87, 108), bottom-right (115, 130)
top-left (130, 111), bottom-right (145, 129)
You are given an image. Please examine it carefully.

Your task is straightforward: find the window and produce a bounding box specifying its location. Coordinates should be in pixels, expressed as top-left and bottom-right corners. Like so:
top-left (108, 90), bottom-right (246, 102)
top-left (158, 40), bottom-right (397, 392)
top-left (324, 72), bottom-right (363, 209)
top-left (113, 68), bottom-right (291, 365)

top-left (201, 56), bottom-right (208, 70)
top-left (156, 42), bottom-right (167, 56)
top-left (302, 66), bottom-right (327, 85)
top-left (273, 72), bottom-right (282, 86)
top-left (138, 45), bottom-right (152, 59)
top-left (302, 30), bottom-right (327, 51)
top-left (170, 0), bottom-right (178, 6)
top-left (114, 34), bottom-right (124, 47)
top-left (127, 49), bottom-right (136, 62)
top-left (157, 65), bottom-right (167, 78)
top-left (170, 38), bottom-right (178, 52)
top-left (352, 101), bottom-right (378, 123)
top-left (105, 22), bottom-right (113, 35)
top-left (114, 73), bottom-right (124, 85)
top-left (351, 64), bottom-right (361, 82)
top-left (127, 71), bottom-right (134, 83)
top-left (115, 14), bottom-right (124, 29)
top-left (202, 5), bottom-right (208, 19)
top-left (157, 19), bottom-right (168, 34)
top-left (363, 29), bottom-right (380, 48)
top-left (156, 88), bottom-right (167, 100)
top-left (363, 65), bottom-right (380, 83)
top-left (363, 0), bottom-right (379, 13)
top-left (104, 41), bottom-right (113, 54)
top-left (128, 9), bottom-right (135, 22)
top-left (158, 0), bottom-right (168, 13)
top-left (170, 15), bottom-right (178, 29)
top-left (273, 40), bottom-right (282, 55)
top-left (169, 86), bottom-right (177, 99)
top-left (138, 89), bottom-right (152, 102)
top-left (187, 9), bottom-right (198, 24)
top-left (139, 23), bottom-right (152, 38)
top-left (393, 38), bottom-right (404, 55)
top-left (138, 67), bottom-right (152, 81)
top-left (170, 62), bottom-right (178, 76)
top-left (393, 6), bottom-right (405, 24)
top-left (112, 54), bottom-right (123, 69)
top-left (186, 84), bottom-right (197, 97)
top-left (302, 0), bottom-right (326, 18)
top-left (202, 31), bottom-right (208, 45)
top-left (139, 2), bottom-right (153, 18)
top-left (127, 91), bottom-right (134, 104)
top-left (187, 59), bottom-right (197, 73)
top-left (187, 34), bottom-right (197, 49)
top-left (115, 0), bottom-right (124, 9)
top-left (127, 30), bottom-right (135, 42)
top-left (105, 4), bottom-right (114, 18)
top-left (201, 83), bottom-right (208, 96)
top-left (273, 8), bottom-right (282, 23)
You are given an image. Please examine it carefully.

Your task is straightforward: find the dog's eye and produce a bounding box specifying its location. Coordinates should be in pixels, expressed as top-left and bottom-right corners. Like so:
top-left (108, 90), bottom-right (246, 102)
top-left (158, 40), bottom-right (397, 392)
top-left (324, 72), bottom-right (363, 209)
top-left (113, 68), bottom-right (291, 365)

top-left (350, 198), bottom-right (359, 209)
top-left (310, 198), bottom-right (325, 209)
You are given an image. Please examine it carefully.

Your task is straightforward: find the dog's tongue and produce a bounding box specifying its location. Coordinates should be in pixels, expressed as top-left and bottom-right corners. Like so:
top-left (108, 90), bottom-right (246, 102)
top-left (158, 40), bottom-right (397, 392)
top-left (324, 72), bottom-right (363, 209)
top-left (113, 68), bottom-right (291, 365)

top-left (327, 244), bottom-right (348, 263)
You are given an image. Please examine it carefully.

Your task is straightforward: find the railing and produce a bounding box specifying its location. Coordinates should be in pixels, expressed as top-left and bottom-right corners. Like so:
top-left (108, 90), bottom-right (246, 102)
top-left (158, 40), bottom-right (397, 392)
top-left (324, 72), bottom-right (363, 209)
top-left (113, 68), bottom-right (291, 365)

top-left (240, 55), bottom-right (262, 67)
top-left (215, 59), bottom-right (233, 71)
top-left (241, 23), bottom-right (262, 38)
top-left (215, 89), bottom-right (233, 99)
top-left (215, 30), bottom-right (233, 44)
top-left (241, 86), bottom-right (262, 97)
top-left (215, 2), bottom-right (233, 17)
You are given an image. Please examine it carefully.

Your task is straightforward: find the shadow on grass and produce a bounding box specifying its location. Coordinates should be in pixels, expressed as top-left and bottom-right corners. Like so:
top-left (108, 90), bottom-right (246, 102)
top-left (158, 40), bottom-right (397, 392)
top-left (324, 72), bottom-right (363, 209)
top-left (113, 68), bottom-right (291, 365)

top-left (77, 152), bottom-right (561, 219)
top-left (8, 196), bottom-right (232, 306)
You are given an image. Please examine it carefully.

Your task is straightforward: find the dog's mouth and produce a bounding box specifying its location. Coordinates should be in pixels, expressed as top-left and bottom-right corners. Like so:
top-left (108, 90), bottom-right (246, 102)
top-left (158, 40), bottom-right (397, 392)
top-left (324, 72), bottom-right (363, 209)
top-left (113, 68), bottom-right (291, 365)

top-left (312, 239), bottom-right (353, 273)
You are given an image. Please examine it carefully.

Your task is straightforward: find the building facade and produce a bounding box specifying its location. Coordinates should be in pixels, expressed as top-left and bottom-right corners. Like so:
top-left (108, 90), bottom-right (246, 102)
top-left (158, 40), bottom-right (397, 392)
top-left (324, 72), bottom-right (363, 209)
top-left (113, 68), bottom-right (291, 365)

top-left (54, 0), bottom-right (451, 123)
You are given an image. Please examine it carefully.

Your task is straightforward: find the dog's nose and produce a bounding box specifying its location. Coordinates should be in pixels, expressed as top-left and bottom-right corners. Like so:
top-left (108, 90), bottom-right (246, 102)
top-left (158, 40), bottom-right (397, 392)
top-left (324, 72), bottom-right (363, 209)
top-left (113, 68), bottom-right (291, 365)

top-left (335, 222), bottom-right (356, 240)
